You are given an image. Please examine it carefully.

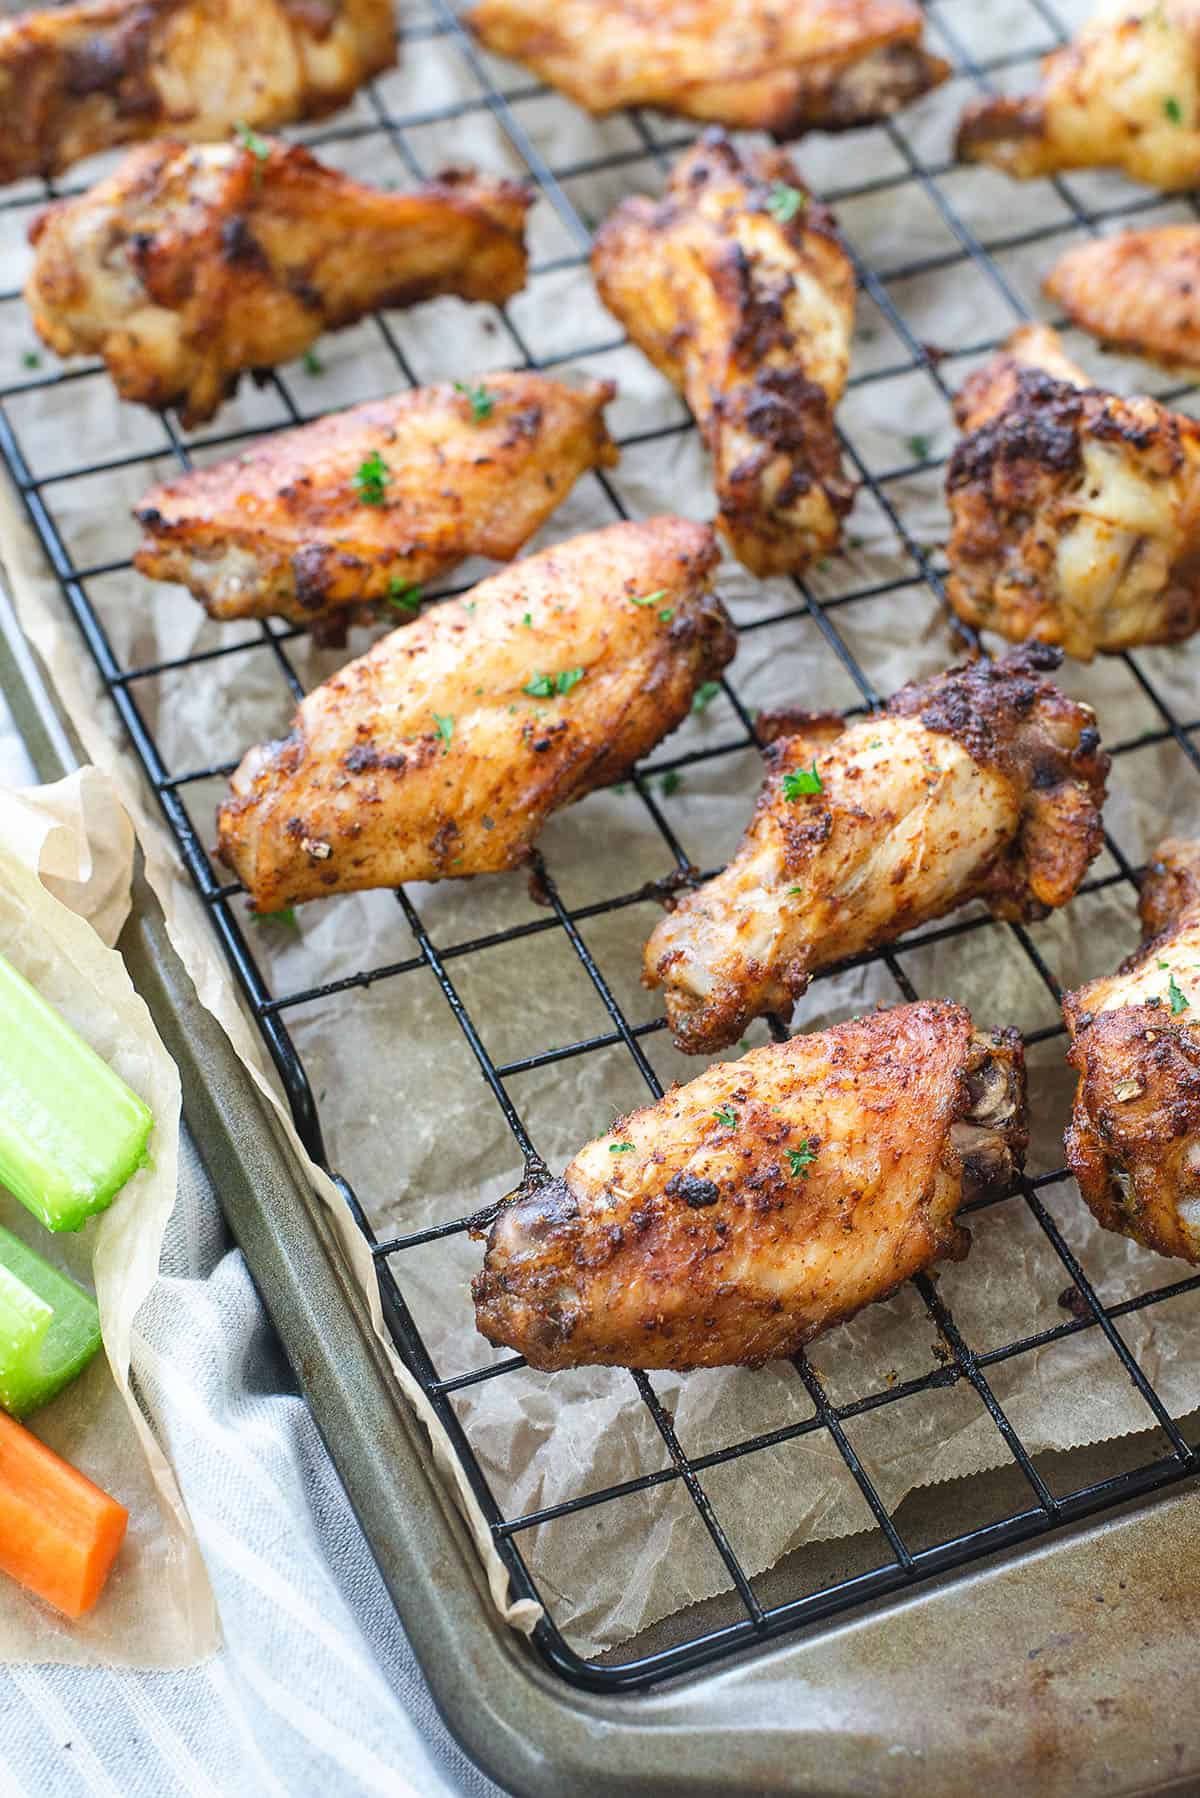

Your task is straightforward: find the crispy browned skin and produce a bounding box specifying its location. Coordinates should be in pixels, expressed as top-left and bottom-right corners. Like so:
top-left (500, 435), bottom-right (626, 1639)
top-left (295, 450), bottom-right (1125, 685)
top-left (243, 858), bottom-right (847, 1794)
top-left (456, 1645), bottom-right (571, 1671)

top-left (645, 643), bottom-right (1108, 1054)
top-left (1045, 227), bottom-right (1200, 374)
top-left (946, 324), bottom-right (1200, 662)
top-left (0, 0), bottom-right (394, 186)
top-left (133, 374), bottom-right (617, 633)
top-left (593, 132), bottom-right (855, 579)
top-left (473, 1002), bottom-right (1026, 1372)
top-left (1064, 838), bottom-right (1200, 1263)
top-left (217, 518), bottom-right (736, 911)
top-left (467, 0), bottom-right (947, 134)
top-left (957, 1), bottom-right (1200, 190)
top-left (26, 140), bottom-right (531, 428)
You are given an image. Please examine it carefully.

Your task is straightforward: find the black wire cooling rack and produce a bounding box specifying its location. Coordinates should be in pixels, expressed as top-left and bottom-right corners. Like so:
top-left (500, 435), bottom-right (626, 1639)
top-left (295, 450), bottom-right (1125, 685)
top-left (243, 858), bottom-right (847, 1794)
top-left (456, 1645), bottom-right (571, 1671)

top-left (4, 0), bottom-right (1200, 1694)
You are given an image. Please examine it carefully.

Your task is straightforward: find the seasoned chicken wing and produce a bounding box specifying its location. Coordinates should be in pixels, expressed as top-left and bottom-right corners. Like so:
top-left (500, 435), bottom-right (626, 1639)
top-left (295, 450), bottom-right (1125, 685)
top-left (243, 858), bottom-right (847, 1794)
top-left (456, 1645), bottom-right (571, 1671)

top-left (26, 139), bottom-right (531, 428)
top-left (473, 1002), bottom-right (1027, 1372)
top-left (1064, 838), bottom-right (1200, 1263)
top-left (957, 0), bottom-right (1200, 190)
top-left (217, 518), bottom-right (735, 911)
top-left (133, 374), bottom-right (616, 635)
top-left (645, 643), bottom-right (1108, 1054)
top-left (0, 0), bottom-right (394, 186)
top-left (946, 324), bottom-right (1200, 661)
top-left (593, 132), bottom-right (855, 579)
top-left (1045, 227), bottom-right (1200, 375)
top-left (467, 0), bottom-right (948, 135)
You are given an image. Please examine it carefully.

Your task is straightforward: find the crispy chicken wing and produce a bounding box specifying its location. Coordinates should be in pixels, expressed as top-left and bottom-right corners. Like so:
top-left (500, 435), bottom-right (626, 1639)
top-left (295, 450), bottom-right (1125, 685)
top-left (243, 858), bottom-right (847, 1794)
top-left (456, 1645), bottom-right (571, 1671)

top-left (217, 518), bottom-right (735, 911)
top-left (1045, 227), bottom-right (1200, 374)
top-left (946, 324), bottom-right (1200, 661)
top-left (467, 0), bottom-right (948, 135)
top-left (26, 139), bottom-right (531, 428)
top-left (593, 132), bottom-right (855, 578)
top-left (645, 643), bottom-right (1108, 1054)
top-left (957, 1), bottom-right (1200, 190)
top-left (0, 0), bottom-right (394, 186)
top-left (1064, 839), bottom-right (1200, 1263)
top-left (133, 374), bottom-right (616, 635)
top-left (473, 1002), bottom-right (1027, 1372)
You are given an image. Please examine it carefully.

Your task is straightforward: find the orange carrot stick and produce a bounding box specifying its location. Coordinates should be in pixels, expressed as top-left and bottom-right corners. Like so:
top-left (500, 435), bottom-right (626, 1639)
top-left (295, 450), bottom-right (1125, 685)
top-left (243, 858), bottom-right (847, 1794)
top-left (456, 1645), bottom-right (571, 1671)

top-left (0, 1409), bottom-right (128, 1618)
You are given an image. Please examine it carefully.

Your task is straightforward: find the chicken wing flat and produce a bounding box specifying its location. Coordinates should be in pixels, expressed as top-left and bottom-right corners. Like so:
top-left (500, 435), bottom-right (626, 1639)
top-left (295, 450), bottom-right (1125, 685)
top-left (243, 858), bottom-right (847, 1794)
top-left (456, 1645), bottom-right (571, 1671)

top-left (957, 1), bottom-right (1200, 190)
top-left (593, 132), bottom-right (855, 579)
top-left (1045, 227), bottom-right (1200, 375)
top-left (1064, 839), bottom-right (1200, 1263)
top-left (473, 1001), bottom-right (1027, 1372)
top-left (946, 324), bottom-right (1200, 661)
top-left (467, 0), bottom-right (948, 135)
top-left (217, 518), bottom-right (735, 911)
top-left (133, 375), bottom-right (616, 634)
top-left (26, 139), bottom-right (531, 428)
top-left (0, 0), bottom-right (394, 186)
top-left (645, 643), bottom-right (1108, 1054)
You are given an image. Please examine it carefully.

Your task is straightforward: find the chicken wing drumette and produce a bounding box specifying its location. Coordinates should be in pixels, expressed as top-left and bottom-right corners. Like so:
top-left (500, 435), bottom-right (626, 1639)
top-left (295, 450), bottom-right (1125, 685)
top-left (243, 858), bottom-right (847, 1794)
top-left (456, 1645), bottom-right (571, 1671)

top-left (0, 0), bottom-right (394, 186)
top-left (217, 518), bottom-right (735, 911)
top-left (133, 374), bottom-right (616, 636)
top-left (26, 139), bottom-right (530, 427)
top-left (1065, 839), bottom-right (1200, 1263)
top-left (474, 1001), bottom-right (1026, 1372)
top-left (946, 324), bottom-right (1200, 661)
top-left (645, 643), bottom-right (1108, 1054)
top-left (467, 0), bottom-right (948, 135)
top-left (593, 132), bottom-right (855, 578)
top-left (957, 1), bottom-right (1200, 191)
top-left (1045, 227), bottom-right (1200, 375)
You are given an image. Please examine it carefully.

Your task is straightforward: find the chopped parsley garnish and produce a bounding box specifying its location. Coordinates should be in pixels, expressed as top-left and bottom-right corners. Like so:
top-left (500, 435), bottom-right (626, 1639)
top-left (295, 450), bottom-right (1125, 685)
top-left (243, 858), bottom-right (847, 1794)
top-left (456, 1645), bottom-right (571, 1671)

top-left (692, 680), bottom-right (721, 714)
top-left (21, 350), bottom-right (40, 370)
top-left (787, 1142), bottom-right (819, 1179)
top-left (432, 710), bottom-right (454, 751)
top-left (609, 1141), bottom-right (635, 1154)
top-left (353, 450), bottom-right (391, 507)
top-left (236, 121), bottom-right (271, 184)
top-left (301, 349), bottom-right (323, 376)
top-left (522, 611), bottom-right (532, 627)
top-left (1168, 971), bottom-right (1190, 1015)
top-left (251, 906), bottom-right (298, 929)
top-left (387, 577), bottom-right (422, 613)
top-left (1165, 95), bottom-right (1184, 124)
top-left (455, 380), bottom-right (495, 421)
top-left (658, 607), bottom-right (674, 623)
top-left (628, 589), bottom-right (668, 609)
top-left (661, 770), bottom-right (683, 797)
top-left (787, 886), bottom-right (803, 895)
top-left (713, 1106), bottom-right (738, 1129)
top-left (907, 433), bottom-right (931, 462)
top-left (523, 668), bottom-right (584, 697)
top-left (766, 182), bottom-right (806, 224)
top-left (783, 763), bottom-right (823, 800)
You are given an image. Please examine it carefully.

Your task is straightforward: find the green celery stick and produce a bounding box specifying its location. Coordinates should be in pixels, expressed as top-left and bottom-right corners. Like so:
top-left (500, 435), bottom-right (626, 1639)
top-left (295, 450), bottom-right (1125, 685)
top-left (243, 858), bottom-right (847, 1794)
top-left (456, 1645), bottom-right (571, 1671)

top-left (0, 1227), bottom-right (102, 1417)
top-left (0, 952), bottom-right (153, 1232)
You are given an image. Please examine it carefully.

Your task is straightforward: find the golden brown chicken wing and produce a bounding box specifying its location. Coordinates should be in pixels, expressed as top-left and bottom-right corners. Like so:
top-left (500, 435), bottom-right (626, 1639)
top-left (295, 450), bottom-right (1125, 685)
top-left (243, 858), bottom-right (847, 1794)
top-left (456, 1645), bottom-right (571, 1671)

top-left (0, 0), bottom-right (394, 187)
top-left (946, 324), bottom-right (1200, 661)
top-left (593, 131), bottom-right (855, 579)
top-left (1064, 839), bottom-right (1200, 1263)
top-left (957, 1), bottom-right (1200, 191)
top-left (26, 139), bottom-right (531, 428)
top-left (467, 0), bottom-right (948, 135)
top-left (473, 1001), bottom-right (1027, 1372)
top-left (217, 517), bottom-right (735, 911)
top-left (1045, 227), bottom-right (1200, 375)
top-left (644, 643), bottom-right (1108, 1054)
top-left (133, 374), bottom-right (617, 635)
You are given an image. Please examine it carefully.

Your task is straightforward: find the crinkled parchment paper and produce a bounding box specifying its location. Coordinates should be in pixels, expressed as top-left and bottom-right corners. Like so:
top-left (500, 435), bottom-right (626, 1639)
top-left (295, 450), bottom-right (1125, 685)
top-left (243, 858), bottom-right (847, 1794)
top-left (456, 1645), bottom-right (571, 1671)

top-left (5, 0), bottom-right (1200, 1658)
top-left (0, 769), bottom-right (218, 1665)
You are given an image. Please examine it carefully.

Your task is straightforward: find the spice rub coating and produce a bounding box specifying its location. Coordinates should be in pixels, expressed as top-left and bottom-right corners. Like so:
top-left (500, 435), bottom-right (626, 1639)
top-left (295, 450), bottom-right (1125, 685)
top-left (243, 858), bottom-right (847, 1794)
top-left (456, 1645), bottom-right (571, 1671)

top-left (644, 642), bottom-right (1109, 1054)
top-left (1045, 226), bottom-right (1200, 375)
top-left (473, 1002), bottom-right (1026, 1371)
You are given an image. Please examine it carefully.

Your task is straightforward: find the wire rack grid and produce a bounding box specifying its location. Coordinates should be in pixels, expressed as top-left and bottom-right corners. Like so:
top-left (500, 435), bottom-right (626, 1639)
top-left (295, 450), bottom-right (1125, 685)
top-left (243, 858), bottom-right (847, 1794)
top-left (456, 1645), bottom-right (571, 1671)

top-left (2, 0), bottom-right (1200, 1693)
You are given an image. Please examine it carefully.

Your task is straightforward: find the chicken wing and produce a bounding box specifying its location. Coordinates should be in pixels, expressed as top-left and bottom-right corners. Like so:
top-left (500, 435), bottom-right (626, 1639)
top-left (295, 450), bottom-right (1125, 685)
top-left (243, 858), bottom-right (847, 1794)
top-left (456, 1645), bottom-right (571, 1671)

top-left (1064, 839), bottom-right (1200, 1263)
top-left (217, 518), bottom-right (735, 911)
top-left (473, 1001), bottom-right (1027, 1372)
top-left (957, 1), bottom-right (1200, 190)
top-left (26, 139), bottom-right (531, 428)
top-left (946, 324), bottom-right (1200, 661)
top-left (467, 0), bottom-right (948, 135)
top-left (644, 643), bottom-right (1108, 1054)
top-left (0, 0), bottom-right (395, 186)
top-left (593, 132), bottom-right (855, 579)
top-left (1045, 227), bottom-right (1200, 375)
top-left (133, 374), bottom-right (617, 635)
